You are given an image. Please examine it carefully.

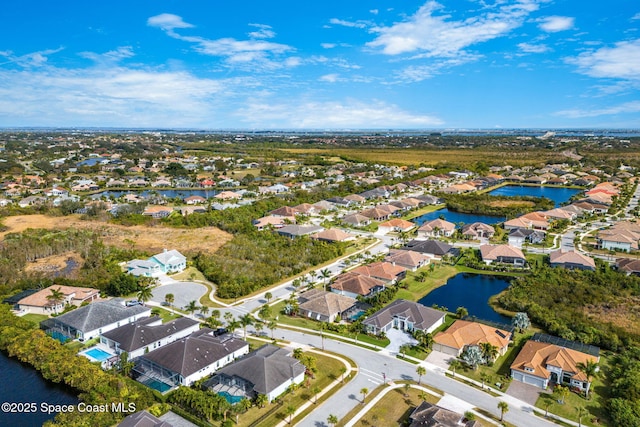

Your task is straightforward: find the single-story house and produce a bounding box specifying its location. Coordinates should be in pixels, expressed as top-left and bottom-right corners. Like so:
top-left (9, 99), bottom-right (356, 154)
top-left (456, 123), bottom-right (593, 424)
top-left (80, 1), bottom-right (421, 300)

top-left (133, 330), bottom-right (249, 388)
top-left (363, 299), bottom-right (445, 336)
top-left (205, 344), bottom-right (306, 403)
top-left (377, 218), bottom-right (416, 234)
top-left (385, 250), bottom-right (431, 271)
top-left (409, 401), bottom-right (483, 427)
top-left (276, 225), bottom-right (324, 239)
top-left (253, 215), bottom-right (293, 230)
top-left (433, 320), bottom-right (512, 357)
top-left (117, 410), bottom-right (172, 427)
top-left (349, 261), bottom-right (407, 284)
top-left (297, 289), bottom-right (356, 322)
top-left (341, 213), bottom-right (371, 227)
top-left (143, 206), bottom-right (173, 219)
top-left (100, 316), bottom-right (200, 360)
top-left (401, 239), bottom-right (459, 259)
top-left (510, 340), bottom-right (599, 391)
top-left (461, 222), bottom-right (495, 239)
top-left (417, 219), bottom-right (456, 238)
top-left (507, 228), bottom-right (545, 248)
top-left (41, 299), bottom-right (151, 342)
top-left (549, 250), bottom-right (596, 271)
top-left (503, 212), bottom-right (550, 231)
top-left (479, 244), bottom-right (526, 267)
top-left (269, 206), bottom-right (301, 218)
top-left (330, 272), bottom-right (386, 299)
top-left (310, 228), bottom-right (356, 243)
top-left (184, 195), bottom-right (206, 205)
top-left (127, 259), bottom-right (162, 277)
top-left (17, 285), bottom-right (100, 315)
top-left (617, 258), bottom-right (640, 276)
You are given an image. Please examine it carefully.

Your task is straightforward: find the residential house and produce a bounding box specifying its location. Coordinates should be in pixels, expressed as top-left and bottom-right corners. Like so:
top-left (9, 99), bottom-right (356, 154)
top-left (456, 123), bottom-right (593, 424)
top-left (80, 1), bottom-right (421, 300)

top-left (350, 262), bottom-right (407, 284)
top-left (408, 402), bottom-right (483, 427)
top-left (297, 289), bottom-right (356, 322)
top-left (503, 212), bottom-right (550, 231)
top-left (311, 200), bottom-right (335, 211)
top-left (253, 215), bottom-right (293, 230)
top-left (101, 316), bottom-right (200, 360)
top-left (617, 258), bottom-right (640, 276)
top-left (359, 207), bottom-right (392, 222)
top-left (215, 191), bottom-right (242, 200)
top-left (461, 222), bottom-right (495, 239)
top-left (276, 225), bottom-right (324, 239)
top-left (401, 239), bottom-right (458, 260)
top-left (385, 250), bottom-right (431, 271)
top-left (117, 410), bottom-right (173, 427)
top-left (330, 272), bottom-right (386, 299)
top-left (549, 250), bottom-right (596, 271)
top-left (17, 285), bottom-right (100, 315)
top-left (432, 320), bottom-right (512, 357)
top-left (479, 244), bottom-right (526, 267)
top-left (18, 195), bottom-right (47, 207)
top-left (543, 208), bottom-right (577, 221)
top-left (143, 206), bottom-right (173, 219)
top-left (341, 213), bottom-right (371, 227)
top-left (204, 344), bottom-right (305, 403)
top-left (507, 228), bottom-right (545, 248)
top-left (127, 259), bottom-right (162, 277)
top-left (417, 219), bottom-right (456, 239)
top-left (363, 299), bottom-right (445, 335)
top-left (133, 330), bottom-right (249, 388)
top-left (510, 339), bottom-right (599, 391)
top-left (344, 194), bottom-right (366, 204)
top-left (41, 299), bottom-right (151, 342)
top-left (184, 195), bottom-right (206, 205)
top-left (310, 228), bottom-right (356, 243)
top-left (269, 206), bottom-right (300, 218)
top-left (597, 221), bottom-right (640, 252)
top-left (149, 249), bottom-right (187, 274)
top-left (377, 218), bottom-right (416, 234)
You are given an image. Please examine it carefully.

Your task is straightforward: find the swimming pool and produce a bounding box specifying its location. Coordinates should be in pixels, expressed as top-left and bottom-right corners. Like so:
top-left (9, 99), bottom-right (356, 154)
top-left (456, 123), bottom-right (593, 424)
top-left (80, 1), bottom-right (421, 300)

top-left (218, 391), bottom-right (244, 404)
top-left (82, 348), bottom-right (112, 362)
top-left (142, 378), bottom-right (172, 393)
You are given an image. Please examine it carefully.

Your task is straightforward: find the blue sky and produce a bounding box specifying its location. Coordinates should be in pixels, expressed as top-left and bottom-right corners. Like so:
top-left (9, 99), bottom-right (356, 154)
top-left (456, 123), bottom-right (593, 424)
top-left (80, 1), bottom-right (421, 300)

top-left (0, 1), bottom-right (638, 129)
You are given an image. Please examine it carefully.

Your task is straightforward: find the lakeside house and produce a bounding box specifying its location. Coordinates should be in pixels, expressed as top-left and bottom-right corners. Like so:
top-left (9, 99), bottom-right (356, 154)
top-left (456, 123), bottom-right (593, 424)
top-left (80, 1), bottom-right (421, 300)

top-left (549, 250), bottom-right (596, 271)
top-left (432, 320), bottom-right (512, 358)
top-left (417, 218), bottom-right (456, 239)
top-left (133, 329), bottom-right (249, 388)
top-left (17, 285), bottom-right (100, 315)
top-left (363, 299), bottom-right (445, 336)
top-left (479, 244), bottom-right (526, 267)
top-left (385, 250), bottom-right (431, 271)
top-left (204, 344), bottom-right (306, 403)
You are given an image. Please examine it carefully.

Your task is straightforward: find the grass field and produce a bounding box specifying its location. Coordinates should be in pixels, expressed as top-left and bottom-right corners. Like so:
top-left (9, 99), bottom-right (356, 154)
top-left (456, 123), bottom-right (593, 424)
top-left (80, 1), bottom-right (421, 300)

top-left (1, 214), bottom-right (232, 255)
top-left (394, 264), bottom-right (458, 302)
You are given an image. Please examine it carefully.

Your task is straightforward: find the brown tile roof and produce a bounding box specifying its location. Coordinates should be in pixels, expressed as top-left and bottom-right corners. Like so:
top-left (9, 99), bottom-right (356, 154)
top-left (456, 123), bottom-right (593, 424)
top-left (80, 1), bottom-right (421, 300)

top-left (350, 262), bottom-right (407, 282)
top-left (434, 320), bottom-right (511, 351)
top-left (418, 218), bottom-right (456, 232)
top-left (18, 285), bottom-right (99, 308)
top-left (385, 250), bottom-right (430, 268)
top-left (479, 244), bottom-right (525, 261)
top-left (330, 272), bottom-right (386, 296)
top-left (298, 290), bottom-right (356, 317)
top-left (511, 341), bottom-right (599, 382)
top-left (378, 218), bottom-right (416, 230)
top-left (310, 228), bottom-right (355, 242)
top-left (549, 250), bottom-right (596, 269)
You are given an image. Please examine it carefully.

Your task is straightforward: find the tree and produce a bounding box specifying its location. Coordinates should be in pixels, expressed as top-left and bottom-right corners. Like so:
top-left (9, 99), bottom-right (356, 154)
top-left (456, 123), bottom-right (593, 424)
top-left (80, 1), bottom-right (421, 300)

top-left (419, 391), bottom-right (429, 402)
top-left (320, 268), bottom-right (331, 290)
top-left (46, 287), bottom-right (65, 314)
top-left (449, 359), bottom-right (462, 378)
top-left (403, 382), bottom-right (411, 397)
top-left (268, 320), bottom-right (277, 339)
top-left (254, 321), bottom-right (264, 335)
top-left (224, 311), bottom-right (234, 324)
top-left (239, 313), bottom-right (254, 340)
top-left (340, 366), bottom-right (347, 383)
top-left (498, 401), bottom-right (509, 421)
top-left (327, 414), bottom-right (338, 427)
top-left (255, 394), bottom-right (268, 409)
top-left (456, 306), bottom-right (468, 319)
top-left (137, 285), bottom-right (153, 306)
top-left (293, 347), bottom-right (303, 360)
top-left (512, 312), bottom-right (531, 332)
top-left (554, 385), bottom-right (569, 404)
top-left (259, 304), bottom-right (273, 321)
top-left (199, 305), bottom-right (209, 318)
top-left (576, 405), bottom-right (585, 427)
top-left (360, 387), bottom-right (369, 403)
top-left (185, 300), bottom-right (198, 316)
top-left (416, 366), bottom-right (426, 385)
top-left (285, 404), bottom-right (296, 424)
top-left (480, 372), bottom-right (491, 389)
top-left (480, 342), bottom-right (499, 363)
top-left (264, 291), bottom-right (273, 303)
top-left (576, 360), bottom-right (599, 399)
top-left (164, 293), bottom-right (174, 307)
top-left (312, 385), bottom-right (321, 404)
top-left (462, 345), bottom-right (484, 370)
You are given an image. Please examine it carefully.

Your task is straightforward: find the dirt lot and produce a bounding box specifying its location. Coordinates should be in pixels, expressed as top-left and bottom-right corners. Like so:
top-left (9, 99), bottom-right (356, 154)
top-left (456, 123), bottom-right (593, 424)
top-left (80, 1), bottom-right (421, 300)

top-left (584, 299), bottom-right (640, 336)
top-left (1, 214), bottom-right (233, 255)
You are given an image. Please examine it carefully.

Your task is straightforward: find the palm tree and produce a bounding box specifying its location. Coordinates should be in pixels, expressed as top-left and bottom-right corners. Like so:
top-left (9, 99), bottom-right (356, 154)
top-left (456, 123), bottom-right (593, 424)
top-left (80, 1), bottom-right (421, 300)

top-left (46, 287), bottom-right (65, 314)
top-left (554, 385), bottom-right (569, 404)
top-left (320, 268), bottom-right (331, 290)
top-left (254, 321), bottom-right (264, 335)
top-left (449, 359), bottom-right (462, 378)
top-left (576, 405), bottom-right (585, 427)
top-left (137, 285), bottom-right (153, 306)
top-left (224, 311), bottom-right (234, 324)
top-left (512, 312), bottom-right (531, 332)
top-left (255, 394), bottom-right (268, 409)
top-left (480, 372), bottom-right (491, 389)
top-left (264, 291), bottom-right (273, 303)
top-left (164, 293), bottom-right (174, 308)
top-left (340, 366), bottom-right (347, 383)
top-left (576, 360), bottom-right (599, 399)
top-left (227, 318), bottom-right (241, 336)
top-left (292, 347), bottom-right (303, 359)
top-left (497, 401), bottom-right (509, 421)
top-left (312, 385), bottom-right (321, 404)
top-left (268, 320), bottom-right (277, 339)
top-left (416, 366), bottom-right (426, 385)
top-left (360, 387), bottom-right (369, 403)
top-left (480, 342), bottom-right (499, 363)
top-left (259, 304), bottom-right (272, 320)
top-left (239, 313), bottom-right (253, 340)
top-left (419, 391), bottom-right (429, 402)
top-left (185, 300), bottom-right (198, 316)
top-left (284, 404), bottom-right (295, 424)
top-left (455, 306), bottom-right (469, 319)
top-left (291, 278), bottom-right (302, 292)
top-left (327, 414), bottom-right (338, 427)
top-left (199, 305), bottom-right (209, 318)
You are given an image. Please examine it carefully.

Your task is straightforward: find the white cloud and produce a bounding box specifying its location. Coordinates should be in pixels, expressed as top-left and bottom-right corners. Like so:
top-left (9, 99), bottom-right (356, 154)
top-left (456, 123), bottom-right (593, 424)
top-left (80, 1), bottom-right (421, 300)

top-left (566, 38), bottom-right (640, 80)
top-left (236, 99), bottom-right (443, 128)
top-left (321, 43), bottom-right (336, 49)
top-left (79, 46), bottom-right (135, 63)
top-left (0, 47), bottom-right (64, 68)
top-left (394, 55), bottom-right (480, 82)
top-left (555, 101), bottom-right (640, 118)
top-left (319, 73), bottom-right (341, 83)
top-left (147, 13), bottom-right (194, 31)
top-left (537, 16), bottom-right (575, 32)
top-left (367, 0), bottom-right (541, 57)
top-left (633, 13), bottom-right (640, 20)
top-left (329, 18), bottom-right (369, 29)
top-left (518, 42), bottom-right (550, 53)
top-left (248, 24), bottom-right (276, 39)
top-left (370, 9), bottom-right (379, 15)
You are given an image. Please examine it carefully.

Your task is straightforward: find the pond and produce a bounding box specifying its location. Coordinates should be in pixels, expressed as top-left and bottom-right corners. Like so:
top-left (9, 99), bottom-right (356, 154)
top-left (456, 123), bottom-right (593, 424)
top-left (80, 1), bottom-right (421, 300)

top-left (413, 208), bottom-right (505, 226)
top-left (488, 185), bottom-right (581, 207)
top-left (91, 188), bottom-right (219, 200)
top-left (418, 273), bottom-right (512, 324)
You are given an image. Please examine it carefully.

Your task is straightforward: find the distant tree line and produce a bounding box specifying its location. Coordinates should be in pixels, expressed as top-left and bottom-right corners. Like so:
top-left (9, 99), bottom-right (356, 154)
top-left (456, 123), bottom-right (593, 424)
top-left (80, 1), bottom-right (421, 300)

top-left (438, 193), bottom-right (555, 219)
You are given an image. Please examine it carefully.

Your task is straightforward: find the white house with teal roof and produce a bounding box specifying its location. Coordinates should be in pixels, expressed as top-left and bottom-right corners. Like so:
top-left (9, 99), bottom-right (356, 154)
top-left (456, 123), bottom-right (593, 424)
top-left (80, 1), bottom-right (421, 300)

top-left (150, 249), bottom-right (187, 273)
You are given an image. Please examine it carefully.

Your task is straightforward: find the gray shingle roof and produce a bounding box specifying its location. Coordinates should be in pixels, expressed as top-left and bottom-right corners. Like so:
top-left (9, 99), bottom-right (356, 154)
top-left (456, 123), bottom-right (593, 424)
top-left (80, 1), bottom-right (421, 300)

top-left (363, 299), bottom-right (445, 331)
top-left (102, 317), bottom-right (199, 352)
top-left (208, 344), bottom-right (305, 396)
top-left (139, 329), bottom-right (247, 378)
top-left (52, 299), bottom-right (151, 333)
top-left (402, 239), bottom-right (454, 256)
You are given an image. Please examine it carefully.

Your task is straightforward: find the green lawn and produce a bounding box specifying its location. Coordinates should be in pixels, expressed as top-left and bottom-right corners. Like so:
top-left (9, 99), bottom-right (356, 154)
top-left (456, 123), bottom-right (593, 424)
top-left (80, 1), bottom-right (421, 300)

top-left (395, 264), bottom-right (458, 302)
top-left (21, 313), bottom-right (49, 324)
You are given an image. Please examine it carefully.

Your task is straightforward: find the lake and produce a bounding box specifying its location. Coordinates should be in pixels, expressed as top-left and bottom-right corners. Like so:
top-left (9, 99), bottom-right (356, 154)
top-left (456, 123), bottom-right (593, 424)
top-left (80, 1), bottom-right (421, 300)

top-left (418, 273), bottom-right (512, 324)
top-left (488, 185), bottom-right (581, 207)
top-left (0, 351), bottom-right (79, 427)
top-left (413, 208), bottom-right (505, 226)
top-left (91, 188), bottom-right (219, 200)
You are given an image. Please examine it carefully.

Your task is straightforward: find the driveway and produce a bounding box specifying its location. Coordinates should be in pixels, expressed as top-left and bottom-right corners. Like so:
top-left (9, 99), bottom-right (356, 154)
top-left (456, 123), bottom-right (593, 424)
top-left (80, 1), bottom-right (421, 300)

top-left (506, 380), bottom-right (549, 406)
top-left (385, 328), bottom-right (418, 354)
top-left (426, 350), bottom-right (456, 370)
top-left (150, 282), bottom-right (208, 309)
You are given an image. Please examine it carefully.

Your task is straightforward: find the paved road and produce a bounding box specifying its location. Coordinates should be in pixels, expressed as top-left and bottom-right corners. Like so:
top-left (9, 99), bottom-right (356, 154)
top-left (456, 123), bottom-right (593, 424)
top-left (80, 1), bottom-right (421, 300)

top-left (265, 328), bottom-right (555, 427)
